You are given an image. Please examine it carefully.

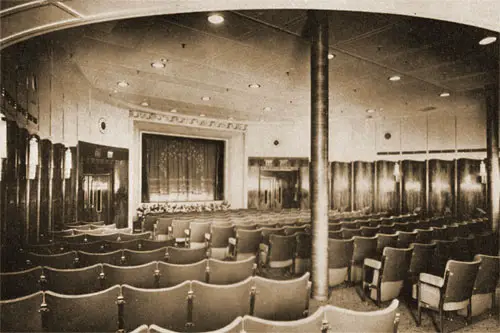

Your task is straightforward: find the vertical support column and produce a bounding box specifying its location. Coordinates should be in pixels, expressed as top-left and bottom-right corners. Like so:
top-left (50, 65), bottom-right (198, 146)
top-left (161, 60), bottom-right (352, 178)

top-left (310, 10), bottom-right (329, 301)
top-left (486, 81), bottom-right (499, 233)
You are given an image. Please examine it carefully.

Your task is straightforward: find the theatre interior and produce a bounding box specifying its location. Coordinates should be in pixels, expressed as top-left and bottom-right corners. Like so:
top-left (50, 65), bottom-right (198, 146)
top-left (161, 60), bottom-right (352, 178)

top-left (0, 1), bottom-right (500, 333)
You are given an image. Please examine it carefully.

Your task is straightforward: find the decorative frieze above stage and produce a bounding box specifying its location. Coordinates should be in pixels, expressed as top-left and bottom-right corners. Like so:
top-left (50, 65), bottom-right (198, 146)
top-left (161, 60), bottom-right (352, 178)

top-left (129, 110), bottom-right (247, 132)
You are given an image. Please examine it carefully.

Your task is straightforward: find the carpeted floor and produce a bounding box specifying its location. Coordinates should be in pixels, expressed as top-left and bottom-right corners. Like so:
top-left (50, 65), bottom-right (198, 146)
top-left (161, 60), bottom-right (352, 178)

top-left (308, 285), bottom-right (500, 333)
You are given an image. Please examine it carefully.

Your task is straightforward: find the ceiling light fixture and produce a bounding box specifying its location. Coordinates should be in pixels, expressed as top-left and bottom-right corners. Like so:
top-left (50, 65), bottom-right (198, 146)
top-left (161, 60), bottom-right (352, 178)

top-left (479, 36), bottom-right (497, 45)
top-left (263, 106), bottom-right (272, 112)
top-left (327, 53), bottom-right (335, 60)
top-left (248, 83), bottom-right (261, 89)
top-left (388, 75), bottom-right (401, 81)
top-left (440, 92), bottom-right (450, 97)
top-left (151, 61), bottom-right (166, 69)
top-left (140, 101), bottom-right (149, 107)
top-left (200, 113), bottom-right (206, 117)
top-left (117, 80), bottom-right (129, 87)
top-left (201, 96), bottom-right (211, 101)
top-left (228, 117), bottom-right (234, 121)
top-left (366, 109), bottom-right (376, 114)
top-left (170, 109), bottom-right (177, 113)
top-left (208, 14), bottom-right (224, 24)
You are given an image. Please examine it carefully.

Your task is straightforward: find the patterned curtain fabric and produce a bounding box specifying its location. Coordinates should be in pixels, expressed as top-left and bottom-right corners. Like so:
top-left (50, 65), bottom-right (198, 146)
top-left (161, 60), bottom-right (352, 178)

top-left (142, 134), bottom-right (224, 202)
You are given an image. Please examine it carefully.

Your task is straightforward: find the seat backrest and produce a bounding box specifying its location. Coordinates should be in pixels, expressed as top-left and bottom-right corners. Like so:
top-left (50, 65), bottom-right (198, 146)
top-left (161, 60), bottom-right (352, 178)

top-left (189, 222), bottom-right (211, 242)
top-left (157, 218), bottom-right (174, 235)
top-left (283, 225), bottom-right (307, 236)
top-left (66, 240), bottom-right (106, 253)
top-left (208, 256), bottom-right (256, 285)
top-left (122, 248), bottom-right (167, 266)
top-left (0, 291), bottom-right (44, 332)
top-left (415, 228), bottom-right (433, 243)
top-left (171, 220), bottom-right (191, 238)
top-left (26, 251), bottom-right (77, 269)
top-left (352, 236), bottom-right (378, 264)
top-left (78, 250), bottom-right (124, 267)
top-left (143, 215), bottom-right (159, 232)
top-left (379, 224), bottom-right (395, 234)
top-left (473, 232), bottom-right (496, 256)
top-left (121, 282), bottom-right (190, 332)
top-left (396, 231), bottom-right (417, 248)
top-left (328, 238), bottom-right (354, 269)
top-left (149, 317), bottom-right (243, 333)
top-left (328, 230), bottom-right (343, 239)
top-left (191, 279), bottom-right (253, 331)
top-left (102, 262), bottom-right (158, 289)
top-left (242, 307), bottom-right (323, 333)
top-left (235, 223), bottom-right (258, 230)
top-left (236, 229), bottom-right (262, 254)
top-left (106, 239), bottom-right (142, 251)
top-left (269, 234), bottom-right (296, 263)
top-left (166, 246), bottom-right (207, 265)
top-left (252, 272), bottom-right (310, 321)
top-left (381, 247), bottom-right (413, 282)
top-left (443, 259), bottom-right (481, 304)
top-left (157, 260), bottom-right (207, 287)
top-left (295, 232), bottom-right (312, 259)
top-left (323, 299), bottom-right (399, 333)
top-left (119, 232), bottom-right (152, 242)
top-left (210, 225), bottom-right (235, 247)
top-left (62, 234), bottom-right (87, 243)
top-left (45, 285), bottom-right (121, 332)
top-left (409, 243), bottom-right (436, 275)
top-left (472, 254), bottom-right (500, 295)
top-left (0, 266), bottom-right (43, 300)
top-left (376, 233), bottom-right (398, 253)
top-left (44, 264), bottom-right (103, 294)
top-left (141, 239), bottom-right (175, 251)
top-left (328, 223), bottom-right (341, 231)
top-left (260, 227), bottom-right (285, 245)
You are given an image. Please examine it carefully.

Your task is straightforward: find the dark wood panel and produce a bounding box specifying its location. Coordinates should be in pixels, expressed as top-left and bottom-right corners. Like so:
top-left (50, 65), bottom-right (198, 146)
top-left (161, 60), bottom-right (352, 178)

top-left (429, 159), bottom-right (454, 216)
top-left (247, 162), bottom-right (260, 209)
top-left (39, 140), bottom-right (52, 238)
top-left (300, 165), bottom-right (309, 209)
top-left (353, 161), bottom-right (374, 212)
top-left (113, 160), bottom-right (129, 228)
top-left (17, 128), bottom-right (28, 245)
top-left (457, 158), bottom-right (487, 218)
top-left (64, 147), bottom-right (77, 224)
top-left (52, 144), bottom-right (64, 230)
top-left (331, 162), bottom-right (351, 212)
top-left (376, 160), bottom-right (399, 214)
top-left (402, 160), bottom-right (426, 214)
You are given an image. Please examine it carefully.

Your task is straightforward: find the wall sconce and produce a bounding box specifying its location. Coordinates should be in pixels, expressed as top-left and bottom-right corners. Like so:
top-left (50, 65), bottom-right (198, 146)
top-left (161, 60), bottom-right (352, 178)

top-left (64, 147), bottom-right (72, 179)
top-left (479, 160), bottom-right (487, 184)
top-left (28, 136), bottom-right (39, 180)
top-left (393, 161), bottom-right (401, 183)
top-left (0, 117), bottom-right (7, 181)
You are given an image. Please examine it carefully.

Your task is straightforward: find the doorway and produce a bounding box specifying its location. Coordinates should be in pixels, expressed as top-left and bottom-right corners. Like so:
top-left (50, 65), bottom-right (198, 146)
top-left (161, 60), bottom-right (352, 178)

top-left (259, 170), bottom-right (300, 209)
top-left (82, 174), bottom-right (112, 224)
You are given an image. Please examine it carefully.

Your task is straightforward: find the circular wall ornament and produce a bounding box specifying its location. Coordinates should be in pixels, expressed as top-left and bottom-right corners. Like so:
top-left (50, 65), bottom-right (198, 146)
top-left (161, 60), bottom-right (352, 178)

top-left (384, 132), bottom-right (392, 140)
top-left (98, 118), bottom-right (107, 134)
top-left (273, 140), bottom-right (280, 146)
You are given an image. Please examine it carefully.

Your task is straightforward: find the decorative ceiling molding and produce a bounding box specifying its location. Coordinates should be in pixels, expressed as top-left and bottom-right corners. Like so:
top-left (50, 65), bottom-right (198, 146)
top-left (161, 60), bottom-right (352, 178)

top-left (129, 110), bottom-right (248, 132)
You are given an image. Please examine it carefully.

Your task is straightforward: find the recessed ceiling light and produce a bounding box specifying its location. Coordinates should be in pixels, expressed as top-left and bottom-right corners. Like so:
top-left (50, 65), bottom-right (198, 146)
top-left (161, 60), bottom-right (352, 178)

top-left (117, 80), bottom-right (129, 87)
top-left (200, 113), bottom-right (206, 117)
top-left (228, 117), bottom-right (234, 121)
top-left (208, 14), bottom-right (224, 24)
top-left (440, 92), bottom-right (450, 97)
top-left (263, 106), bottom-right (272, 112)
top-left (479, 36), bottom-right (497, 45)
top-left (140, 101), bottom-right (149, 107)
top-left (366, 109), bottom-right (376, 114)
top-left (170, 109), bottom-right (177, 113)
top-left (151, 61), bottom-right (166, 69)
top-left (248, 83), bottom-right (261, 89)
top-left (201, 96), bottom-right (211, 101)
top-left (112, 89), bottom-right (118, 94)
top-left (327, 53), bottom-right (335, 60)
top-left (389, 75), bottom-right (401, 81)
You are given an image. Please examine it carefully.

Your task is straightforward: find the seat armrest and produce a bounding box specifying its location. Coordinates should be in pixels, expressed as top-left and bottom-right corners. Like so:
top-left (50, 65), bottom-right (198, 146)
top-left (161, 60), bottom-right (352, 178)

top-left (419, 272), bottom-right (444, 287)
top-left (167, 225), bottom-right (173, 237)
top-left (184, 229), bottom-right (190, 236)
top-left (205, 233), bottom-right (211, 241)
top-left (259, 243), bottom-right (269, 252)
top-left (228, 237), bottom-right (237, 245)
top-left (364, 258), bottom-right (382, 270)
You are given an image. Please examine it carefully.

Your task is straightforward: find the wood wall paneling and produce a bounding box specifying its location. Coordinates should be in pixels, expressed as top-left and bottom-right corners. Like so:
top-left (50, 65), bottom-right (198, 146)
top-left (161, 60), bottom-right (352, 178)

top-left (376, 160), bottom-right (399, 214)
top-left (39, 140), bottom-right (52, 239)
top-left (457, 158), bottom-right (487, 217)
top-left (247, 159), bottom-right (260, 209)
top-left (428, 159), bottom-right (454, 216)
top-left (52, 144), bottom-right (64, 229)
top-left (17, 128), bottom-right (28, 245)
top-left (331, 162), bottom-right (351, 212)
top-left (353, 161), bottom-right (374, 212)
top-left (402, 160), bottom-right (426, 214)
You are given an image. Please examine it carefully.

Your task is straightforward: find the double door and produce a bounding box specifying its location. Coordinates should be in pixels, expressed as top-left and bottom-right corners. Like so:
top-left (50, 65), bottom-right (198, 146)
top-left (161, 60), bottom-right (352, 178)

top-left (259, 170), bottom-right (299, 210)
top-left (82, 174), bottom-right (111, 224)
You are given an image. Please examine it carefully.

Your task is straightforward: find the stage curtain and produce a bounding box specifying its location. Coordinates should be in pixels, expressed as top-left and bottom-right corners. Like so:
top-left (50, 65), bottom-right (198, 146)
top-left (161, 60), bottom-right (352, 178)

top-left (142, 134), bottom-right (224, 202)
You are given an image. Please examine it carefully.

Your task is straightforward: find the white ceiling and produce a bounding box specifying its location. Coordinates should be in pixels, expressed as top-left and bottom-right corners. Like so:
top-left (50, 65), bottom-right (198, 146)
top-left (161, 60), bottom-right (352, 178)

top-left (1, 7), bottom-right (499, 122)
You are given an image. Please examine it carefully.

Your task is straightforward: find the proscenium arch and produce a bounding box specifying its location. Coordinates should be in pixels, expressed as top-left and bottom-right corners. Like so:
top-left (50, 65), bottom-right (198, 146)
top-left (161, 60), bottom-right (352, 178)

top-left (1, 0), bottom-right (499, 49)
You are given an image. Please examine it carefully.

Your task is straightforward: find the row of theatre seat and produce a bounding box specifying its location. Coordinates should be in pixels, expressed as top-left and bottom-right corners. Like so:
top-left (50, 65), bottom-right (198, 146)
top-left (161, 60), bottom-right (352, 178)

top-left (1, 273), bottom-right (317, 332)
top-left (1, 256), bottom-right (257, 300)
top-left (130, 299), bottom-right (400, 333)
